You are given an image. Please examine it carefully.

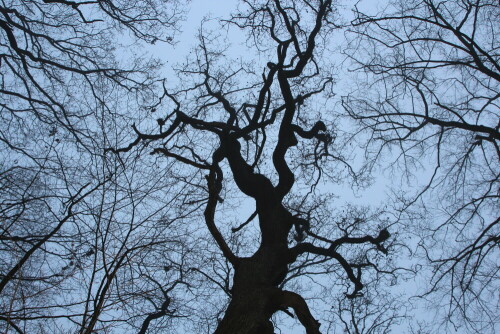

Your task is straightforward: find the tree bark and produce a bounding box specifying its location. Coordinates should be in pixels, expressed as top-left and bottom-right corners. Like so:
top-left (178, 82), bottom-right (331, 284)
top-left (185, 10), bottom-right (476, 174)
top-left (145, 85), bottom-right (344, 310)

top-left (215, 252), bottom-right (288, 334)
top-left (214, 203), bottom-right (320, 334)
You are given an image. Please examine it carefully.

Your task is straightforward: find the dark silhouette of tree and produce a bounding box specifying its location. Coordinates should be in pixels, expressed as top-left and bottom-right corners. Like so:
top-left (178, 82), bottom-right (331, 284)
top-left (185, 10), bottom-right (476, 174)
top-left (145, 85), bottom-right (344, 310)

top-left (343, 0), bottom-right (499, 332)
top-left (9, 0), bottom-right (497, 333)
top-left (112, 1), bottom-right (394, 332)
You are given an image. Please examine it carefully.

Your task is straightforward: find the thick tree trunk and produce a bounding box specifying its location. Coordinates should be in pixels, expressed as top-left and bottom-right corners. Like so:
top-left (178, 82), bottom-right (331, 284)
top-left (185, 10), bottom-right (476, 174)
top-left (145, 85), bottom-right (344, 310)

top-left (215, 250), bottom-right (288, 334)
top-left (214, 286), bottom-right (277, 334)
top-left (214, 246), bottom-right (321, 334)
top-left (214, 137), bottom-right (323, 333)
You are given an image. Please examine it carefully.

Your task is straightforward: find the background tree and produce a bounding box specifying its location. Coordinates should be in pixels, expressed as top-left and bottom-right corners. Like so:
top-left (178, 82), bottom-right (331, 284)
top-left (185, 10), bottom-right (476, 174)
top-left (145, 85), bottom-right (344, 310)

top-left (343, 0), bottom-right (499, 332)
top-left (0, 1), bottom-right (197, 333)
top-left (330, 288), bottom-right (407, 334)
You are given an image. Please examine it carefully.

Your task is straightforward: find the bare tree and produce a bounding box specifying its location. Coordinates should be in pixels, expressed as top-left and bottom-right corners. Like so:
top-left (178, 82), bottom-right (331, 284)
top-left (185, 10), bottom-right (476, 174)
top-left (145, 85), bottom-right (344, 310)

top-left (111, 1), bottom-right (397, 333)
top-left (5, 0), bottom-right (470, 333)
top-left (0, 0), bottom-right (193, 333)
top-left (343, 0), bottom-right (499, 332)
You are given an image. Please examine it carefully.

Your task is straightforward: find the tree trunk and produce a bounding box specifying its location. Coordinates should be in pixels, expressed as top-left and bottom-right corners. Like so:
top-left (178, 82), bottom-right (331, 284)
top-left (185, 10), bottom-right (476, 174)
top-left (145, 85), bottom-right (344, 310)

top-left (215, 250), bottom-right (288, 334)
top-left (214, 145), bottom-right (322, 333)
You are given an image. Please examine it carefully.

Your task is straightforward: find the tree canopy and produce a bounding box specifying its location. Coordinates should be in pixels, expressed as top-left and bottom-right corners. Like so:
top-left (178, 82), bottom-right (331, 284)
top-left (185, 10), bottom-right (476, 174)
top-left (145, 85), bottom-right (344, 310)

top-left (1, 0), bottom-right (498, 333)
